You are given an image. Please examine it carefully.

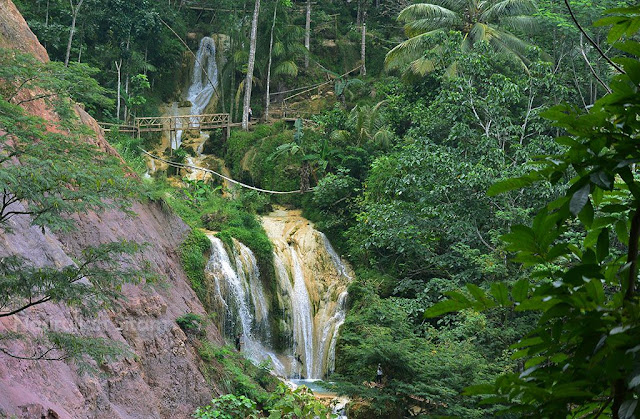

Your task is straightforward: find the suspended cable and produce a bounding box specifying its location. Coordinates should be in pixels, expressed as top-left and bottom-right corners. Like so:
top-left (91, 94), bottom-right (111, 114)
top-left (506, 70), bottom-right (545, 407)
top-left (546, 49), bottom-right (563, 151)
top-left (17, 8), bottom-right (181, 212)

top-left (140, 148), bottom-right (313, 195)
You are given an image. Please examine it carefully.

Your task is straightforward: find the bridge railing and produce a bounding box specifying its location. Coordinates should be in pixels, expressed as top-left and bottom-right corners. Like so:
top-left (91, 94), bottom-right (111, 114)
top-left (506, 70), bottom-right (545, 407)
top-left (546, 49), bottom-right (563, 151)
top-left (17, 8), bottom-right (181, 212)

top-left (173, 113), bottom-right (229, 131)
top-left (98, 122), bottom-right (138, 134)
top-left (134, 114), bottom-right (230, 133)
top-left (135, 116), bottom-right (172, 132)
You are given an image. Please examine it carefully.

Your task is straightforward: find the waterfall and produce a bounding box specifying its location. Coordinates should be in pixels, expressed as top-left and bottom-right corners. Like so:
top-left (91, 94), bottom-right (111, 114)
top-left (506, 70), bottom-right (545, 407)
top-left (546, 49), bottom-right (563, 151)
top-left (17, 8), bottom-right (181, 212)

top-left (262, 210), bottom-right (353, 379)
top-left (205, 235), bottom-right (285, 374)
top-left (289, 248), bottom-right (316, 378)
top-left (234, 240), bottom-right (270, 340)
top-left (203, 210), bottom-right (352, 380)
top-left (174, 36), bottom-right (219, 149)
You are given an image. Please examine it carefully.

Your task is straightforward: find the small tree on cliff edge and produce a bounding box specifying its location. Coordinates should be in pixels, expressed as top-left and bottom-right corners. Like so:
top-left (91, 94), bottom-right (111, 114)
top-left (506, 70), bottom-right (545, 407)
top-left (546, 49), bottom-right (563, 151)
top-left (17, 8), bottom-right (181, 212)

top-left (0, 48), bottom-right (142, 366)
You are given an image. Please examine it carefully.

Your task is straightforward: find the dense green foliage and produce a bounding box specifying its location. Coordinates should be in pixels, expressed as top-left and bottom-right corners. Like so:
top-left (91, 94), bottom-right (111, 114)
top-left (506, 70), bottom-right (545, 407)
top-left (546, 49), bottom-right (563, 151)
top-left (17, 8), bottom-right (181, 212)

top-left (15, 0), bottom-right (189, 117)
top-left (428, 7), bottom-right (640, 417)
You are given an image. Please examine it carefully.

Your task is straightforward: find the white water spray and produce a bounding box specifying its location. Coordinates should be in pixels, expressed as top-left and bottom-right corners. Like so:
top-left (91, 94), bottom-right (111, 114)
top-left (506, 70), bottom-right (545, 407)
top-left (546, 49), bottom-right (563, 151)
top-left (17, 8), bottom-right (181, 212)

top-left (174, 36), bottom-right (219, 149)
top-left (205, 235), bottom-right (285, 374)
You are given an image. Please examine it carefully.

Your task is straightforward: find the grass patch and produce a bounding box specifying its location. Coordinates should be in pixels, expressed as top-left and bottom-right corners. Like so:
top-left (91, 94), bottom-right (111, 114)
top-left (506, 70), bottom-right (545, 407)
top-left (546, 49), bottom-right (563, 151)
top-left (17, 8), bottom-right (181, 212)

top-left (167, 180), bottom-right (277, 322)
top-left (179, 229), bottom-right (211, 298)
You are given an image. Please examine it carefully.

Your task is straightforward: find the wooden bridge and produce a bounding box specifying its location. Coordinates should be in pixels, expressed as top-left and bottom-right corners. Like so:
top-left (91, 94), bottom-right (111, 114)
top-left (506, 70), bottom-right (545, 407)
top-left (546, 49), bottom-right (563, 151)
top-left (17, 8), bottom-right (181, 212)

top-left (99, 113), bottom-right (232, 146)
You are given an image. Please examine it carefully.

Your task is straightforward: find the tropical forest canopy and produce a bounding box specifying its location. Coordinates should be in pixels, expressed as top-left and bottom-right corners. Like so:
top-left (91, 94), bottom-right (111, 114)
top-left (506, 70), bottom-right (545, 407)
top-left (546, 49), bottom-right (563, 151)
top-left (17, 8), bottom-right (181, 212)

top-left (6, 0), bottom-right (640, 417)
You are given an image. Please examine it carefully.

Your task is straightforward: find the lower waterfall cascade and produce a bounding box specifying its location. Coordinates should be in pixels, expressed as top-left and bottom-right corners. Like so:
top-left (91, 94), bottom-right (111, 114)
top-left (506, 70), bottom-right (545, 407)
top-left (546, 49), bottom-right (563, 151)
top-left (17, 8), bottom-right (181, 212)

top-left (203, 209), bottom-right (352, 379)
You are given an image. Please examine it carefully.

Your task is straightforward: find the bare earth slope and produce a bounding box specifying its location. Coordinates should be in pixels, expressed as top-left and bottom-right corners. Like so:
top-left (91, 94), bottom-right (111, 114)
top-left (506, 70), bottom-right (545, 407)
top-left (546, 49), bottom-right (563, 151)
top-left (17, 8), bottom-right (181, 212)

top-left (0, 1), bottom-right (218, 417)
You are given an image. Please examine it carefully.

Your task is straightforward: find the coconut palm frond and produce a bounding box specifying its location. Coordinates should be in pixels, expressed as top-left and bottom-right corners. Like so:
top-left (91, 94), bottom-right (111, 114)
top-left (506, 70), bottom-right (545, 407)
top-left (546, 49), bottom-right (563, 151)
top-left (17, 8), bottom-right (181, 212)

top-left (461, 31), bottom-right (474, 52)
top-left (273, 61), bottom-right (298, 77)
top-left (330, 129), bottom-right (351, 144)
top-left (405, 16), bottom-right (460, 36)
top-left (273, 41), bottom-right (286, 57)
top-left (372, 128), bottom-right (395, 149)
top-left (372, 100), bottom-right (388, 114)
top-left (235, 79), bottom-right (245, 112)
top-left (492, 27), bottom-right (532, 57)
top-left (487, 30), bottom-right (531, 72)
top-left (437, 0), bottom-right (469, 12)
top-left (390, 0), bottom-right (539, 77)
top-left (499, 15), bottom-right (539, 33)
top-left (385, 29), bottom-right (444, 71)
top-left (399, 3), bottom-right (459, 23)
top-left (408, 56), bottom-right (438, 75)
top-left (481, 0), bottom-right (537, 21)
top-left (233, 50), bottom-right (248, 64)
top-left (444, 61), bottom-right (458, 78)
top-left (469, 22), bottom-right (489, 43)
top-left (288, 43), bottom-right (309, 57)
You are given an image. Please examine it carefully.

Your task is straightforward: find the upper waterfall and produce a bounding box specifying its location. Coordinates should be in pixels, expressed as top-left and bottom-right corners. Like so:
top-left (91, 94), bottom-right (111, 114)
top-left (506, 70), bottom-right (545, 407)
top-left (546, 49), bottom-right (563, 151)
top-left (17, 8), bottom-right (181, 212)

top-left (173, 36), bottom-right (219, 149)
top-left (188, 36), bottom-right (219, 116)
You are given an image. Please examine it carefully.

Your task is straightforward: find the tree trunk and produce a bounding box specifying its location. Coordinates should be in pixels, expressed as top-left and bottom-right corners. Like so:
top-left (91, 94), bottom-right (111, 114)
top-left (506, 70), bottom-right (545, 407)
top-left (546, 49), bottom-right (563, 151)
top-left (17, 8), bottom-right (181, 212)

top-left (360, 13), bottom-right (367, 76)
top-left (265, 2), bottom-right (278, 120)
top-left (300, 160), bottom-right (310, 192)
top-left (230, 50), bottom-right (235, 121)
top-left (124, 75), bottom-right (130, 123)
top-left (64, 0), bottom-right (84, 67)
top-left (242, 0), bottom-right (261, 130)
top-left (304, 0), bottom-right (311, 69)
top-left (115, 60), bottom-right (122, 121)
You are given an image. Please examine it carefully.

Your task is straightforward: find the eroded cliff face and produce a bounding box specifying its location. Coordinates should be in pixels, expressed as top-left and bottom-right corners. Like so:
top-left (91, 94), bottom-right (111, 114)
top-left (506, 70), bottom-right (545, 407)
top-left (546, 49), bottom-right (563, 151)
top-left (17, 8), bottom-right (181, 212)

top-left (0, 1), bottom-right (219, 417)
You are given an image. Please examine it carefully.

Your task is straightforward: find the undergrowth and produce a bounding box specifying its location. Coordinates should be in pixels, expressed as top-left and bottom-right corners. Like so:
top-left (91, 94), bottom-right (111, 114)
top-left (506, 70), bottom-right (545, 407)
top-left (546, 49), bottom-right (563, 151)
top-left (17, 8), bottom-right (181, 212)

top-left (198, 341), bottom-right (277, 407)
top-left (179, 229), bottom-right (211, 298)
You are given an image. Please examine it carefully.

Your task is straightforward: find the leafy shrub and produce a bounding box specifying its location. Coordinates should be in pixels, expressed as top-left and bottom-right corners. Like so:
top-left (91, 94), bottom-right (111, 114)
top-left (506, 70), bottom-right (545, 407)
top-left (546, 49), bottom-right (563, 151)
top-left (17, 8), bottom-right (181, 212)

top-left (266, 383), bottom-right (336, 419)
top-left (193, 394), bottom-right (259, 419)
top-left (198, 341), bottom-right (277, 406)
top-left (176, 313), bottom-right (204, 336)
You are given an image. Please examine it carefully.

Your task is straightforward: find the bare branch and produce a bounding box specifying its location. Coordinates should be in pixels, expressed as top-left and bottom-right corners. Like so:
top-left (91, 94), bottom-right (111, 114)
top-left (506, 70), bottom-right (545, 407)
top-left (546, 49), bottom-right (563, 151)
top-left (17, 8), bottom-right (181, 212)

top-left (564, 0), bottom-right (625, 74)
top-left (0, 346), bottom-right (66, 361)
top-left (579, 34), bottom-right (612, 94)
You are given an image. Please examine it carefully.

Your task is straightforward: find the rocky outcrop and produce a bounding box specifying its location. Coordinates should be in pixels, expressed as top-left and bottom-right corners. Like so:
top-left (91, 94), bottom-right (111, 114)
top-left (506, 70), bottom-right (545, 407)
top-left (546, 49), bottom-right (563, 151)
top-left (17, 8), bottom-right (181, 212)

top-left (0, 0), bottom-right (48, 61)
top-left (262, 209), bottom-right (352, 379)
top-left (0, 1), bottom-right (219, 417)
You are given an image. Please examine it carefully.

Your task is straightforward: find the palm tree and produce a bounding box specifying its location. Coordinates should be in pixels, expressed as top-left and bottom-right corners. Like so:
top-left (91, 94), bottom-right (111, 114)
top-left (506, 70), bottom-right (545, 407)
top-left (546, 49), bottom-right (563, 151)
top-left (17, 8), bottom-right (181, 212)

top-left (331, 101), bottom-right (394, 149)
top-left (385, 0), bottom-right (539, 76)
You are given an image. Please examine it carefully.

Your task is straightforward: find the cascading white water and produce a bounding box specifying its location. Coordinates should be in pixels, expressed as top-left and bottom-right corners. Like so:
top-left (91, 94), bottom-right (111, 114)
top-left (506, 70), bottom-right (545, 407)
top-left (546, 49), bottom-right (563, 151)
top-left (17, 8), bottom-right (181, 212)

top-left (207, 237), bottom-right (253, 337)
top-left (289, 248), bottom-right (316, 378)
top-left (262, 210), bottom-right (353, 379)
top-left (319, 235), bottom-right (351, 376)
top-left (188, 37), bottom-right (219, 116)
top-left (174, 36), bottom-right (219, 149)
top-left (325, 291), bottom-right (348, 375)
top-left (234, 239), bottom-right (270, 339)
top-left (205, 235), bottom-right (285, 374)
top-left (204, 210), bottom-right (352, 380)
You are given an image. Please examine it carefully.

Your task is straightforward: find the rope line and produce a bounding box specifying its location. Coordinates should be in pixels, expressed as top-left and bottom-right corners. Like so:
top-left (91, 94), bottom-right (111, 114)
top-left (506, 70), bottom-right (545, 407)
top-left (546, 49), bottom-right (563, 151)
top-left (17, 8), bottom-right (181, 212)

top-left (140, 148), bottom-right (313, 195)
